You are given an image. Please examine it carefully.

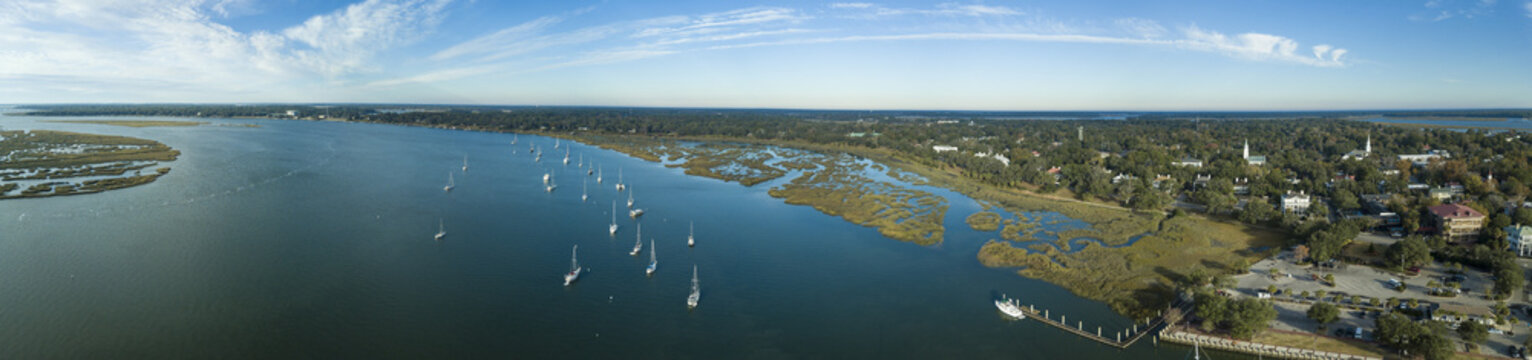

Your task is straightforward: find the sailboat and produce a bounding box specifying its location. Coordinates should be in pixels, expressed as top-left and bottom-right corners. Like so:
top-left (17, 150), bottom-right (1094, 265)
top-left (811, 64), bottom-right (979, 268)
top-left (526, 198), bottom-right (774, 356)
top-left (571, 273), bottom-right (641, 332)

top-left (543, 173), bottom-right (550, 184)
top-left (596, 166), bottom-right (603, 183)
top-left (563, 245), bottom-right (581, 286)
top-left (629, 207), bottom-right (644, 219)
top-left (563, 149), bottom-right (570, 165)
top-left (645, 240), bottom-right (657, 276)
top-left (581, 178), bottom-right (588, 202)
top-left (609, 201), bottom-right (619, 235)
top-left (534, 147), bottom-right (541, 162)
top-left (511, 134), bottom-right (518, 145)
top-left (627, 188), bottom-right (635, 208)
top-left (434, 219), bottom-right (445, 241)
top-left (461, 155), bottom-right (468, 172)
top-left (688, 221), bottom-right (695, 247)
top-left (554, 138), bottom-right (560, 149)
top-left (546, 173), bottom-right (557, 192)
top-left (687, 265), bottom-right (700, 309)
top-left (443, 172), bottom-right (455, 192)
top-left (578, 153), bottom-right (583, 167)
top-left (614, 168), bottom-right (625, 191)
top-left (630, 223), bottom-right (643, 256)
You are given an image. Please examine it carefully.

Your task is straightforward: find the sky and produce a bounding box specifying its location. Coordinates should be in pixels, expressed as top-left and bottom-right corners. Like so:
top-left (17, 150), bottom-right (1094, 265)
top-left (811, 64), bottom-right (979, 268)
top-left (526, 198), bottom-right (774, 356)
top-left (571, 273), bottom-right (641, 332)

top-left (1, 0), bottom-right (1531, 111)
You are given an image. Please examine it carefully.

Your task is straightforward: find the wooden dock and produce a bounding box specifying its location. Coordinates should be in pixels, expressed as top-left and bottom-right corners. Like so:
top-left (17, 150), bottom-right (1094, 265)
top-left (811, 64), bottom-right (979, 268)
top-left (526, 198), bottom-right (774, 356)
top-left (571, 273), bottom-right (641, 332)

top-left (1014, 301), bottom-right (1189, 349)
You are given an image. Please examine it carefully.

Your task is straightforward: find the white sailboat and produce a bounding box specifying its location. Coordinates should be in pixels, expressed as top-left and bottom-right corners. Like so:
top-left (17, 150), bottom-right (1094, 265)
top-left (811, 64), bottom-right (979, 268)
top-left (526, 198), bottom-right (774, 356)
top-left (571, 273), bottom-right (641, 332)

top-left (563, 149), bottom-right (570, 165)
top-left (609, 201), bottom-right (619, 235)
top-left (630, 223), bottom-right (643, 256)
top-left (546, 173), bottom-right (557, 192)
top-left (543, 173), bottom-right (550, 184)
top-left (627, 188), bottom-right (634, 208)
top-left (434, 219), bottom-right (445, 241)
top-left (596, 166), bottom-right (603, 183)
top-left (688, 221), bottom-right (695, 247)
top-left (534, 147), bottom-right (541, 162)
top-left (462, 155), bottom-right (468, 172)
top-left (687, 265), bottom-right (700, 309)
top-left (645, 240), bottom-right (657, 276)
top-left (554, 138), bottom-right (560, 149)
top-left (629, 208), bottom-right (644, 219)
top-left (614, 168), bottom-right (625, 191)
top-left (443, 172), bottom-right (455, 192)
top-left (511, 134), bottom-right (518, 145)
top-left (603, 199), bottom-right (615, 235)
top-left (563, 245), bottom-right (581, 286)
top-left (581, 178), bottom-right (588, 202)
top-left (578, 153), bottom-right (583, 167)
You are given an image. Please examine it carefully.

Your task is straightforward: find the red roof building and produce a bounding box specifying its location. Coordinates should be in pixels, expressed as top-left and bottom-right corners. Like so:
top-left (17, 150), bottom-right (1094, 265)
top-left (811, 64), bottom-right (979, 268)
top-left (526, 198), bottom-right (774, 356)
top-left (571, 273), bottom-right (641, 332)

top-left (1429, 204), bottom-right (1485, 239)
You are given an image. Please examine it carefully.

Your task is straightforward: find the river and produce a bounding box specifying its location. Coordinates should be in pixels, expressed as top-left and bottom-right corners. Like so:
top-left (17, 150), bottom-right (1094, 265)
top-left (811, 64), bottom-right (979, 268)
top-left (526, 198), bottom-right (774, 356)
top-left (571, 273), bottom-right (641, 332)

top-left (0, 113), bottom-right (1246, 359)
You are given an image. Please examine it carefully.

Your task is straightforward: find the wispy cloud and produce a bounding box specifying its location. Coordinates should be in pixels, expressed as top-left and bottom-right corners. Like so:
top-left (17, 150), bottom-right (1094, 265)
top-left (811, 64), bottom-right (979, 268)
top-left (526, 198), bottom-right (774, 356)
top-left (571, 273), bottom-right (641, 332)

top-left (1177, 26), bottom-right (1347, 67)
top-left (1525, 1), bottom-right (1532, 17)
top-left (0, 0), bottom-right (453, 101)
top-left (827, 2), bottom-right (1024, 18)
top-left (1413, 0), bottom-right (1499, 21)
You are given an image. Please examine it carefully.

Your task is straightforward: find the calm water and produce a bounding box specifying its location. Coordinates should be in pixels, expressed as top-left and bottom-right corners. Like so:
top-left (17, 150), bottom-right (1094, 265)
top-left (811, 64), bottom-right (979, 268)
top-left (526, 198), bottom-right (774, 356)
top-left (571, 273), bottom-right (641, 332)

top-left (0, 115), bottom-right (1238, 359)
top-left (1364, 117), bottom-right (1531, 132)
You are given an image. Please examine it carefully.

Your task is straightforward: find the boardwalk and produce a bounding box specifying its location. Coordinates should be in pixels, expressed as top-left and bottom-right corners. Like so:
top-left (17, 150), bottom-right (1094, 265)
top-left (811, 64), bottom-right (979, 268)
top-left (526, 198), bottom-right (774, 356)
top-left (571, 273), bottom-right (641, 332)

top-left (1014, 301), bottom-right (1189, 349)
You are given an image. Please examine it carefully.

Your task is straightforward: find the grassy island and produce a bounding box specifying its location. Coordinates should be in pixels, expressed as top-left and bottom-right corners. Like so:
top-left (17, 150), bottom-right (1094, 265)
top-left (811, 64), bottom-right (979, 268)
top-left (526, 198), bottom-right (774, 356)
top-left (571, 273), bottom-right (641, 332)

top-left (0, 130), bottom-right (178, 199)
top-left (579, 135), bottom-right (949, 245)
top-left (965, 212), bottom-right (1002, 231)
top-left (45, 120), bottom-right (207, 127)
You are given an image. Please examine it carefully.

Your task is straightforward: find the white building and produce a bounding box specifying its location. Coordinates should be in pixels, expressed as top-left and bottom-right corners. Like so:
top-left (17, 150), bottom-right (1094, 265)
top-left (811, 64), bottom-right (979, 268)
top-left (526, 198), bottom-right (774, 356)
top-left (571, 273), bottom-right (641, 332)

top-left (1507, 225), bottom-right (1532, 257)
top-left (1243, 139), bottom-right (1266, 166)
top-left (1341, 134), bottom-right (1371, 161)
top-left (932, 145), bottom-right (958, 152)
top-left (1398, 150), bottom-right (1451, 167)
top-left (1282, 191), bottom-right (1312, 213)
top-left (1173, 157), bottom-right (1204, 167)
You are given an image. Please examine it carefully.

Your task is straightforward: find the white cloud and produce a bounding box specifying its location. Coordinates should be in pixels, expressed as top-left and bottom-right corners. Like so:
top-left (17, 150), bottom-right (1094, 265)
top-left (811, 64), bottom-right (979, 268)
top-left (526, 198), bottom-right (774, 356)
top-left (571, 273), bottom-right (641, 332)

top-left (1177, 26), bottom-right (1346, 67)
top-left (1525, 1), bottom-right (1532, 17)
top-left (0, 0), bottom-right (454, 101)
top-left (1115, 18), bottom-right (1167, 38)
top-left (1414, 0), bottom-right (1499, 21)
top-left (829, 2), bottom-right (1023, 18)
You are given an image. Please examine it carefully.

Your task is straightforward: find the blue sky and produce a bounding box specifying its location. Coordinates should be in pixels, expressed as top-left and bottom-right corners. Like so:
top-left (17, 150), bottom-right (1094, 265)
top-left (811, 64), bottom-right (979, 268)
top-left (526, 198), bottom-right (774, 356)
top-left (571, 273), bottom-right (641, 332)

top-left (2, 0), bottom-right (1530, 110)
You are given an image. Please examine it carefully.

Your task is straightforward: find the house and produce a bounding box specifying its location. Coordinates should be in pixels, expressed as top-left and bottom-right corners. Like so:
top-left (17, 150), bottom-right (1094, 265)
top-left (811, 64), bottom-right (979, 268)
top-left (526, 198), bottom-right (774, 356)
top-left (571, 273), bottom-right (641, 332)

top-left (1429, 187), bottom-right (1455, 201)
top-left (1431, 304), bottom-right (1496, 327)
top-left (1111, 173), bottom-right (1137, 184)
top-left (1507, 225), bottom-right (1532, 257)
top-left (1173, 157), bottom-right (1204, 167)
top-left (1281, 191), bottom-right (1312, 213)
top-left (1193, 174), bottom-right (1212, 188)
top-left (974, 151), bottom-right (1010, 166)
top-left (1232, 178), bottom-right (1250, 195)
top-left (932, 145), bottom-right (958, 152)
top-left (1429, 203), bottom-right (1485, 239)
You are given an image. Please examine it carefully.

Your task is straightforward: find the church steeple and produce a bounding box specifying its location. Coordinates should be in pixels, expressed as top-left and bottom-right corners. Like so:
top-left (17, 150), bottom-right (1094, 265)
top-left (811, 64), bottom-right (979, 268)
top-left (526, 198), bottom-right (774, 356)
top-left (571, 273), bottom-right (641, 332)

top-left (1243, 139), bottom-right (1250, 159)
top-left (1365, 133), bottom-right (1371, 153)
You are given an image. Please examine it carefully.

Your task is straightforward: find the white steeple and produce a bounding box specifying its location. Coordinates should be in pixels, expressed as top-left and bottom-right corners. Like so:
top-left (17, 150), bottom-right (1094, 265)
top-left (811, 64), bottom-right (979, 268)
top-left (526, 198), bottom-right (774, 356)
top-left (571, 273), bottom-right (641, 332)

top-left (1243, 139), bottom-right (1250, 159)
top-left (1365, 134), bottom-right (1371, 153)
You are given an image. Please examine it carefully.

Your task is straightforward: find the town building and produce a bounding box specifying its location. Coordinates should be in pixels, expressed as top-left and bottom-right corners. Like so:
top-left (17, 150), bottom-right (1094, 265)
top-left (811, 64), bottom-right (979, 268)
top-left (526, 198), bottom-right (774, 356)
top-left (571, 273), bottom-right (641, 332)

top-left (1340, 134), bottom-right (1371, 161)
top-left (932, 145), bottom-right (958, 152)
top-left (1281, 191), bottom-right (1311, 213)
top-left (1243, 139), bottom-right (1266, 166)
top-left (1507, 225), bottom-right (1532, 257)
top-left (1398, 150), bottom-right (1451, 166)
top-left (1428, 203), bottom-right (1485, 239)
top-left (1173, 157), bottom-right (1203, 167)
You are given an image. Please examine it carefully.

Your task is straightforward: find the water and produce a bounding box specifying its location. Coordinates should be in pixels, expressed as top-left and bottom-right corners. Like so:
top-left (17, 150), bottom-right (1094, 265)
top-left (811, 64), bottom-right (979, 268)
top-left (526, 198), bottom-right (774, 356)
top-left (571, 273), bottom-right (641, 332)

top-left (0, 115), bottom-right (1242, 359)
top-left (1363, 117), bottom-right (1531, 132)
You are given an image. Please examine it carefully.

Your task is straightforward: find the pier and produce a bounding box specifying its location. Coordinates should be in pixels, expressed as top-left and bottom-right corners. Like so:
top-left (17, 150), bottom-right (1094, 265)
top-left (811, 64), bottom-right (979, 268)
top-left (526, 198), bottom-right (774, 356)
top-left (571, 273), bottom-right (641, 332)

top-left (1013, 301), bottom-right (1189, 349)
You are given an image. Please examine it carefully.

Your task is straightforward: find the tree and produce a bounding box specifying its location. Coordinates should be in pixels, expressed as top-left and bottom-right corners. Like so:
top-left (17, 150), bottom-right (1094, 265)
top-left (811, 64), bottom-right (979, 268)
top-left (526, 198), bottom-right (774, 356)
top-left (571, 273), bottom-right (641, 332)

top-left (1315, 290), bottom-right (1328, 300)
top-left (1241, 198), bottom-right (1276, 224)
top-left (1307, 302), bottom-right (1340, 329)
top-left (1293, 245), bottom-right (1310, 263)
top-left (1457, 320), bottom-right (1488, 350)
top-left (1308, 201), bottom-right (1330, 220)
top-left (1267, 284), bottom-right (1278, 294)
top-left (1375, 313), bottom-right (1454, 360)
top-left (1230, 258), bottom-right (1250, 274)
top-left (1192, 291), bottom-right (1277, 340)
top-left (1333, 189), bottom-right (1360, 210)
top-left (1324, 273), bottom-right (1336, 286)
top-left (1386, 236), bottom-right (1433, 269)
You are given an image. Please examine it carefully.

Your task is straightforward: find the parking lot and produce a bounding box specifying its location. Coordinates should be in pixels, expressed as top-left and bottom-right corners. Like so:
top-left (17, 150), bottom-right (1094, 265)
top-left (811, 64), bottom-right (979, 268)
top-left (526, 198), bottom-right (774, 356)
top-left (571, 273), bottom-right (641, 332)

top-left (1233, 249), bottom-right (1532, 358)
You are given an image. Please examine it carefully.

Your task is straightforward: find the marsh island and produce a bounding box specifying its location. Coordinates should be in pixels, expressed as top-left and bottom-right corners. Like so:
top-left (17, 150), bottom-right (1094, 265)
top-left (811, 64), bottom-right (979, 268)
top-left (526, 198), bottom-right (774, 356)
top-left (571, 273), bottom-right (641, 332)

top-left (0, 130), bottom-right (179, 199)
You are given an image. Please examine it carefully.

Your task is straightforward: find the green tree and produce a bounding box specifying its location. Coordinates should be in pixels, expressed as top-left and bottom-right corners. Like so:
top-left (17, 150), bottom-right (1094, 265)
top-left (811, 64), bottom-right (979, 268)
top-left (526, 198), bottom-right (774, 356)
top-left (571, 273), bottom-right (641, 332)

top-left (1241, 198), bottom-right (1277, 224)
top-left (1386, 236), bottom-right (1432, 269)
top-left (1324, 273), bottom-right (1336, 286)
top-left (1457, 320), bottom-right (1488, 350)
top-left (1375, 313), bottom-right (1454, 360)
top-left (1307, 302), bottom-right (1340, 329)
top-left (1333, 189), bottom-right (1360, 210)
